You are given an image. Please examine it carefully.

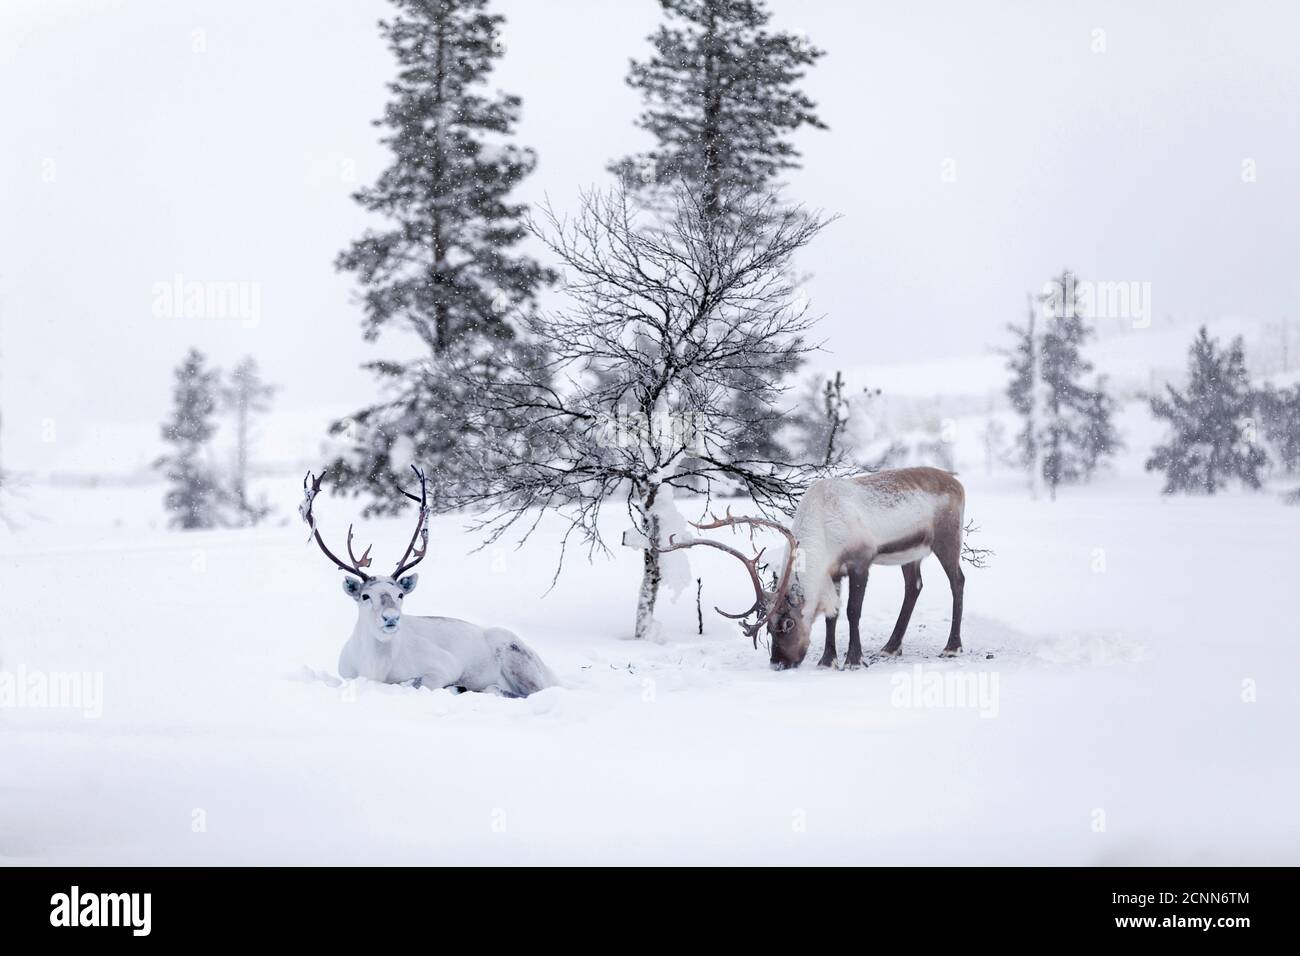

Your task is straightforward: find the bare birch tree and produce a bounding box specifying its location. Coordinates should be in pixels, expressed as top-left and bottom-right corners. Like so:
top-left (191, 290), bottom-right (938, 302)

top-left (460, 183), bottom-right (833, 639)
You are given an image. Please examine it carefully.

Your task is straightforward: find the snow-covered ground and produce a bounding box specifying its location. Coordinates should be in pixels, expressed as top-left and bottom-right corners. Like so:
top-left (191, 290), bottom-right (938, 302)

top-left (2, 448), bottom-right (1297, 864)
top-left (5, 0), bottom-right (1297, 870)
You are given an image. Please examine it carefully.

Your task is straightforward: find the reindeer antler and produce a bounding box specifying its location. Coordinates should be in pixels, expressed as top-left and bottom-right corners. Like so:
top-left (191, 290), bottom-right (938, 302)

top-left (657, 510), bottom-right (799, 647)
top-left (694, 509), bottom-right (800, 622)
top-left (660, 534), bottom-right (769, 642)
top-left (300, 470), bottom-right (372, 581)
top-left (393, 464), bottom-right (431, 578)
top-left (346, 525), bottom-right (373, 571)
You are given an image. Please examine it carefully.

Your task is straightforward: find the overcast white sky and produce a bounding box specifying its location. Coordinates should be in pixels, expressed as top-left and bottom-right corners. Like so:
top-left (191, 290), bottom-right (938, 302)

top-left (2, 0), bottom-right (1298, 474)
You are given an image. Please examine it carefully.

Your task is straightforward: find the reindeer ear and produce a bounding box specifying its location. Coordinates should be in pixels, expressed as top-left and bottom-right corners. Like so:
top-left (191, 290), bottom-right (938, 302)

top-left (342, 577), bottom-right (364, 600)
top-left (397, 573), bottom-right (419, 594)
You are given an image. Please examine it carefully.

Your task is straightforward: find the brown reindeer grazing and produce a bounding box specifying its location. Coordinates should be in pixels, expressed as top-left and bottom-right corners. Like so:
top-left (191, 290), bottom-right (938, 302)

top-left (662, 467), bottom-right (967, 669)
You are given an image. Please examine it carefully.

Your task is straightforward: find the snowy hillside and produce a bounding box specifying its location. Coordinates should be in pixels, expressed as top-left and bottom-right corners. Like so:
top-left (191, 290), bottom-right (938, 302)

top-left (5, 323), bottom-right (1296, 859)
top-left (2, 446), bottom-right (1298, 863)
top-left (17, 314), bottom-right (1296, 488)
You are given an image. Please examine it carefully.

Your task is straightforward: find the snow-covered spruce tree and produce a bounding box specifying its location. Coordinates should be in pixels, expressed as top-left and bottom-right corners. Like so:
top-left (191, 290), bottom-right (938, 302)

top-left (728, 356), bottom-right (803, 462)
top-left (1006, 273), bottom-right (1118, 498)
top-left (612, 0), bottom-right (826, 460)
top-left (1146, 326), bottom-right (1268, 494)
top-left (1080, 376), bottom-right (1123, 480)
top-left (461, 184), bottom-right (831, 640)
top-left (612, 0), bottom-right (826, 216)
top-left (156, 348), bottom-right (223, 530)
top-left (1038, 273), bottom-right (1097, 496)
top-left (1005, 292), bottom-right (1044, 495)
top-left (221, 357), bottom-right (277, 526)
top-left (1258, 382), bottom-right (1300, 475)
top-left (331, 0), bottom-right (553, 514)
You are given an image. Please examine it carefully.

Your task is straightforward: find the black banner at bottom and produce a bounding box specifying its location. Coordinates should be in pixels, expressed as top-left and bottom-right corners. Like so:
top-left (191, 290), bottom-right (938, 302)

top-left (0, 866), bottom-right (1283, 943)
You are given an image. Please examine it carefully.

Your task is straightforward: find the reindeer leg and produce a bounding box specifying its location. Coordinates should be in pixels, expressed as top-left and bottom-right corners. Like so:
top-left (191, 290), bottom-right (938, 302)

top-left (817, 577), bottom-right (842, 668)
top-left (880, 561), bottom-right (922, 656)
top-left (934, 534), bottom-right (965, 656)
top-left (818, 615), bottom-right (839, 668)
top-left (844, 569), bottom-right (868, 668)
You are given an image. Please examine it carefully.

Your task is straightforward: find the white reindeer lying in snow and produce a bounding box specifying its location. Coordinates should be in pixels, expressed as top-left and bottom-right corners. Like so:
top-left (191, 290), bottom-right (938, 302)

top-left (301, 467), bottom-right (557, 698)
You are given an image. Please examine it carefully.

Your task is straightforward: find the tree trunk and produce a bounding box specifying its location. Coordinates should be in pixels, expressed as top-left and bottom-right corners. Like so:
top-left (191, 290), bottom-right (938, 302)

top-left (700, 5), bottom-right (723, 220)
top-left (633, 486), bottom-right (661, 640)
top-left (430, 12), bottom-right (449, 352)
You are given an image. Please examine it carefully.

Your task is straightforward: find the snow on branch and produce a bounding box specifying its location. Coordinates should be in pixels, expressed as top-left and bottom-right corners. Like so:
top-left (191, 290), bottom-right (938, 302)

top-left (961, 519), bottom-right (994, 569)
top-left (454, 180), bottom-right (836, 580)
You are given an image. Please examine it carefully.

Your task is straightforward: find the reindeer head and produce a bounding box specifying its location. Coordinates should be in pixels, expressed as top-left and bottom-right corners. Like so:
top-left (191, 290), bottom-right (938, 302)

top-left (660, 509), bottom-right (807, 669)
top-left (301, 465), bottom-right (431, 642)
top-left (763, 582), bottom-right (808, 670)
top-left (342, 574), bottom-right (420, 639)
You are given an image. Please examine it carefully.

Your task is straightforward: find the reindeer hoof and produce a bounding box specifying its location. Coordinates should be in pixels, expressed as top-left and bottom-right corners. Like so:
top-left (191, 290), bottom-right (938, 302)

top-left (878, 645), bottom-right (902, 657)
top-left (816, 658), bottom-right (838, 669)
top-left (843, 658), bottom-right (863, 670)
top-left (940, 646), bottom-right (962, 658)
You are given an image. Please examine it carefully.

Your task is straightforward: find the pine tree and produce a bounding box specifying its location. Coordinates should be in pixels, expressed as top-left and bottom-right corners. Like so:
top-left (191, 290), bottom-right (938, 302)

top-left (612, 0), bottom-right (826, 216)
top-left (1004, 295), bottom-right (1040, 483)
top-left (156, 349), bottom-right (223, 530)
top-left (1258, 382), bottom-right (1300, 474)
top-left (1006, 274), bottom-right (1119, 498)
top-left (612, 0), bottom-right (826, 471)
top-left (728, 351), bottom-right (804, 463)
top-left (221, 357), bottom-right (277, 526)
top-left (1037, 273), bottom-right (1096, 496)
top-left (1146, 326), bottom-right (1268, 494)
top-left (1079, 378), bottom-right (1122, 479)
top-left (332, 0), bottom-right (552, 513)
